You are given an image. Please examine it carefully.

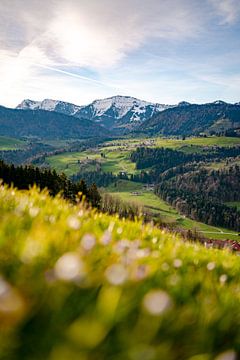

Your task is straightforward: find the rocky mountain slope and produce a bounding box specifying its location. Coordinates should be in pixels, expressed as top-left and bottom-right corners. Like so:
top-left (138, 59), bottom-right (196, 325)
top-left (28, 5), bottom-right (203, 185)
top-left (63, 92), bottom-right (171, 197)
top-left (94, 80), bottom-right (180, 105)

top-left (17, 96), bottom-right (173, 130)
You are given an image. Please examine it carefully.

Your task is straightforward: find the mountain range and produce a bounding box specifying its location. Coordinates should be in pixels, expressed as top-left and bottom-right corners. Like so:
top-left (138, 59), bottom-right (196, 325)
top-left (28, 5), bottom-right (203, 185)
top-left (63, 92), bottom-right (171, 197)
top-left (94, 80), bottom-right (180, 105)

top-left (0, 96), bottom-right (239, 140)
top-left (140, 100), bottom-right (240, 136)
top-left (0, 105), bottom-right (109, 140)
top-left (17, 96), bottom-right (173, 130)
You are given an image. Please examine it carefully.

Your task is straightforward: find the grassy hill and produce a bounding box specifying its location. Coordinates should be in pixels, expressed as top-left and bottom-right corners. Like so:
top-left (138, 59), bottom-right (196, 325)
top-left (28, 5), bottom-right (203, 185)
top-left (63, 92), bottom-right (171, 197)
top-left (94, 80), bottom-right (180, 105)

top-left (46, 136), bottom-right (240, 177)
top-left (106, 180), bottom-right (239, 240)
top-left (0, 186), bottom-right (240, 359)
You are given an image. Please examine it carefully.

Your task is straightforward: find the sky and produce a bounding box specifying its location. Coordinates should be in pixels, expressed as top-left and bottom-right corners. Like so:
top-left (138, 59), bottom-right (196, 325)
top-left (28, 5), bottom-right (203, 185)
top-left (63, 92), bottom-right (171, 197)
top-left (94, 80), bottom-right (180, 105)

top-left (0, 0), bottom-right (240, 107)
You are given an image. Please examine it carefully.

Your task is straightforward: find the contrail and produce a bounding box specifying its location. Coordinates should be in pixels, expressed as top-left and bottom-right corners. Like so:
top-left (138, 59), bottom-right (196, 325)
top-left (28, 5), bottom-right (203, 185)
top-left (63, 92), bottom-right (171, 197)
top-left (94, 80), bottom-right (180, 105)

top-left (35, 63), bottom-right (117, 89)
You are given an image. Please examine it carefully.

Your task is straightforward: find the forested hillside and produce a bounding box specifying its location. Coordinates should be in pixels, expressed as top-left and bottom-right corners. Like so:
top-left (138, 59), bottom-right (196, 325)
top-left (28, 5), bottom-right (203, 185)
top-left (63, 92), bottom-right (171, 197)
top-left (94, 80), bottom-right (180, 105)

top-left (0, 106), bottom-right (110, 140)
top-left (139, 102), bottom-right (240, 136)
top-left (156, 166), bottom-right (240, 231)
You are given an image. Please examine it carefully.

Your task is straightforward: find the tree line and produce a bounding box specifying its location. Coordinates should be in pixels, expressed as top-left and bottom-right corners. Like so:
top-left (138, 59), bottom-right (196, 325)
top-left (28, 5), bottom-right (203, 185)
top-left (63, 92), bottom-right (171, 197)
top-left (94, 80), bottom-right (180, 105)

top-left (130, 146), bottom-right (240, 172)
top-left (155, 165), bottom-right (240, 231)
top-left (0, 160), bottom-right (101, 208)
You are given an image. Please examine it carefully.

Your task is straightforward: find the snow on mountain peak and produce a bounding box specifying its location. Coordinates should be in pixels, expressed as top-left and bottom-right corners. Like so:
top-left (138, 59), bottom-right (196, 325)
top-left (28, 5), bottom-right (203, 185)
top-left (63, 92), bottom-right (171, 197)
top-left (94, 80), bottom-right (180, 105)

top-left (16, 95), bottom-right (174, 129)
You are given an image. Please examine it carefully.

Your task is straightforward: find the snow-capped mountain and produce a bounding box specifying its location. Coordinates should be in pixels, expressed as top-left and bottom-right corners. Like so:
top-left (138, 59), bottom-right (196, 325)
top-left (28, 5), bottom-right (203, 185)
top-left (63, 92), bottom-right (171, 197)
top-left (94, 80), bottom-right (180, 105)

top-left (17, 96), bottom-right (174, 130)
top-left (75, 96), bottom-right (172, 126)
top-left (17, 99), bottom-right (83, 117)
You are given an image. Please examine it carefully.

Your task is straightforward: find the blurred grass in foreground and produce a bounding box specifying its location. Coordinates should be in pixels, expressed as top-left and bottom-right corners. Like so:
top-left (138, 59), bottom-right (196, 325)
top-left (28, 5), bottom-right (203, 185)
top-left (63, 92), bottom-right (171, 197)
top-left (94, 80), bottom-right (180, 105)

top-left (0, 185), bottom-right (239, 360)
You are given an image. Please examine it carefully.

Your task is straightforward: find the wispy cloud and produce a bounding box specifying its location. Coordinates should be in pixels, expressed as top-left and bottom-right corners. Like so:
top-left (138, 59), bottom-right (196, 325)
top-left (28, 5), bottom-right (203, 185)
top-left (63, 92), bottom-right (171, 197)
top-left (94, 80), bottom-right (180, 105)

top-left (0, 0), bottom-right (239, 106)
top-left (209, 0), bottom-right (240, 24)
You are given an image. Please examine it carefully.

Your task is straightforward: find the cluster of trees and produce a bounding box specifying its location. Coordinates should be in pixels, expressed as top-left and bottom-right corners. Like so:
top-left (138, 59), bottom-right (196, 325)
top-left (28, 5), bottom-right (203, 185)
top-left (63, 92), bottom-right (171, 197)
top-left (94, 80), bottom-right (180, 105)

top-left (0, 143), bottom-right (54, 165)
top-left (71, 171), bottom-right (117, 187)
top-left (0, 160), bottom-right (101, 208)
top-left (156, 165), bottom-right (240, 231)
top-left (130, 146), bottom-right (240, 172)
top-left (0, 161), bottom-right (145, 220)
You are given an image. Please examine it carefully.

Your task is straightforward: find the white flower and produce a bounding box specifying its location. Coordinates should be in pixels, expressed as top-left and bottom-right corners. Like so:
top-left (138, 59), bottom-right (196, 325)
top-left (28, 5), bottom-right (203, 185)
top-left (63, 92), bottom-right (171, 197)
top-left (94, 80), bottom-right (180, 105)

top-left (143, 290), bottom-right (172, 316)
top-left (81, 234), bottom-right (96, 251)
top-left (105, 264), bottom-right (128, 285)
top-left (207, 262), bottom-right (215, 271)
top-left (54, 252), bottom-right (85, 281)
top-left (67, 216), bottom-right (80, 230)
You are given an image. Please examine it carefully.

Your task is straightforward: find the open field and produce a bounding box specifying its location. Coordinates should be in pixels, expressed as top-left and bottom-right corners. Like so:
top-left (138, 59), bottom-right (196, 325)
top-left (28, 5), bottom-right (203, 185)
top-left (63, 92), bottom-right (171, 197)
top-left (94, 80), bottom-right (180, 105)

top-left (46, 136), bottom-right (240, 177)
top-left (106, 180), bottom-right (239, 241)
top-left (0, 186), bottom-right (240, 359)
top-left (102, 136), bottom-right (240, 153)
top-left (0, 136), bottom-right (27, 150)
top-left (47, 148), bottom-right (139, 176)
top-left (46, 151), bottom-right (102, 176)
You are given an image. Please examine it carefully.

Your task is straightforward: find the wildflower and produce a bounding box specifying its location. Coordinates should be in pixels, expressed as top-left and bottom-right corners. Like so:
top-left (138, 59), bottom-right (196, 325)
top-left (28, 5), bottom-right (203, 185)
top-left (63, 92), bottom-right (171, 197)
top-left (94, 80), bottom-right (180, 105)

top-left (67, 216), bottom-right (80, 230)
top-left (81, 234), bottom-right (96, 251)
top-left (105, 264), bottom-right (128, 285)
top-left (207, 262), bottom-right (215, 271)
top-left (143, 289), bottom-right (172, 316)
top-left (173, 259), bottom-right (182, 268)
top-left (54, 252), bottom-right (85, 281)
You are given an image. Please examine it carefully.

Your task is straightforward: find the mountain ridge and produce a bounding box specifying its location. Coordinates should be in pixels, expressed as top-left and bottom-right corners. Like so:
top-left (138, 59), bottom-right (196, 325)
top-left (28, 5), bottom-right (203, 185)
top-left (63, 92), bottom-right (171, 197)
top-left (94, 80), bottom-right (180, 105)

top-left (0, 105), bottom-right (110, 140)
top-left (17, 95), bottom-right (175, 130)
top-left (138, 102), bottom-right (240, 136)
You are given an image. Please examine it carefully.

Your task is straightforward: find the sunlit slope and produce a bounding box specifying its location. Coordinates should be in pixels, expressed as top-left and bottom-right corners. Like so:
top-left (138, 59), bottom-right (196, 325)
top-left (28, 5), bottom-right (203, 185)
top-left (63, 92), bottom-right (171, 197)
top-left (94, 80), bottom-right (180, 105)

top-left (0, 186), bottom-right (240, 359)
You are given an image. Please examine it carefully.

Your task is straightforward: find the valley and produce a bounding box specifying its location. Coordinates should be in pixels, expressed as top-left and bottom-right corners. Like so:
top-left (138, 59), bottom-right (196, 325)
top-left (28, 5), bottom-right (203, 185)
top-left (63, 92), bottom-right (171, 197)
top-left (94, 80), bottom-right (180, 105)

top-left (0, 97), bottom-right (239, 242)
top-left (4, 134), bottom-right (236, 241)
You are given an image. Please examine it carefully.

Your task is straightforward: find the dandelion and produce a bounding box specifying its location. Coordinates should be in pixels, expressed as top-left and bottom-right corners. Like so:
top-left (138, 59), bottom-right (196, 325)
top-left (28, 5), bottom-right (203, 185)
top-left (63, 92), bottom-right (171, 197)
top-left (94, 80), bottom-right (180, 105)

top-left (143, 289), bottom-right (172, 316)
top-left (134, 265), bottom-right (148, 281)
top-left (81, 234), bottom-right (96, 251)
top-left (219, 274), bottom-right (228, 284)
top-left (173, 259), bottom-right (182, 268)
top-left (105, 264), bottom-right (128, 286)
top-left (54, 252), bottom-right (85, 281)
top-left (67, 216), bottom-right (80, 230)
top-left (100, 230), bottom-right (112, 245)
top-left (113, 240), bottom-right (131, 254)
top-left (29, 207), bottom-right (40, 218)
top-left (207, 262), bottom-right (215, 271)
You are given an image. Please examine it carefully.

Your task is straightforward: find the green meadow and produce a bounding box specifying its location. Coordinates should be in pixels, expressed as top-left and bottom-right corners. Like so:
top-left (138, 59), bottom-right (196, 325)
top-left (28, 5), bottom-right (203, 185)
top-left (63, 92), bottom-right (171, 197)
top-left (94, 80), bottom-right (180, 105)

top-left (45, 137), bottom-right (240, 241)
top-left (106, 180), bottom-right (239, 241)
top-left (0, 186), bottom-right (240, 359)
top-left (0, 136), bottom-right (27, 150)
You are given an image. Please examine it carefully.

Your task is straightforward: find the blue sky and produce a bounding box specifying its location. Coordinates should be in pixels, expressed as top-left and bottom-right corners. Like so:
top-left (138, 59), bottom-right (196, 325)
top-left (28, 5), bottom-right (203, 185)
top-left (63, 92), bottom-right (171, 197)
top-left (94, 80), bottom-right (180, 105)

top-left (0, 0), bottom-right (240, 107)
